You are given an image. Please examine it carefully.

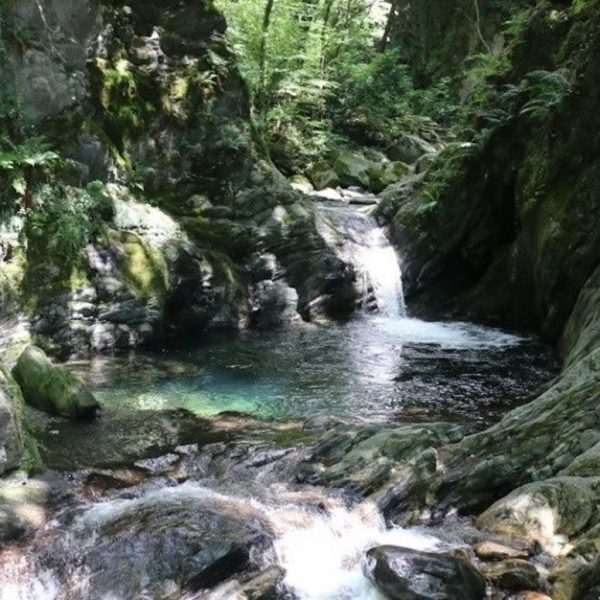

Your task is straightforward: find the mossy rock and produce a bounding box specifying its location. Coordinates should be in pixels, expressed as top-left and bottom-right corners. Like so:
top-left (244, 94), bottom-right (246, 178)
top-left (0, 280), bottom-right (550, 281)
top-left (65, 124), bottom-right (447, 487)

top-left (367, 161), bottom-right (410, 193)
top-left (307, 167), bottom-right (341, 191)
top-left (12, 346), bottom-right (99, 420)
top-left (0, 365), bottom-right (26, 474)
top-left (115, 231), bottom-right (170, 300)
top-left (333, 151), bottom-right (372, 188)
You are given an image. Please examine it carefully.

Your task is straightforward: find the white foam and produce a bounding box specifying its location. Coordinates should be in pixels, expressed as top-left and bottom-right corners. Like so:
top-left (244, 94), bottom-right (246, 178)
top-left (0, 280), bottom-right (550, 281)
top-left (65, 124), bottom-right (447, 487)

top-left (271, 500), bottom-right (440, 600)
top-left (358, 228), bottom-right (406, 318)
top-left (374, 316), bottom-right (523, 349)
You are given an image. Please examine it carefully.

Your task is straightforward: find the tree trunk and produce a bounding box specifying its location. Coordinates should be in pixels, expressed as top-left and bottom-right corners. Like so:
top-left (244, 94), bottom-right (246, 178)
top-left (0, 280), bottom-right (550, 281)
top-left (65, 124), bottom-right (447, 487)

top-left (257, 0), bottom-right (276, 112)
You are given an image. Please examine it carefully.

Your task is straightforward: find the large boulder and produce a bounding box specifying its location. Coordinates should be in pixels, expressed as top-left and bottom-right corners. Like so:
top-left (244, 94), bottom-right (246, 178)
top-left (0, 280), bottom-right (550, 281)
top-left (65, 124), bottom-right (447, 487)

top-left (298, 422), bottom-right (468, 496)
top-left (334, 151), bottom-right (372, 188)
top-left (480, 559), bottom-right (541, 592)
top-left (332, 150), bottom-right (409, 192)
top-left (25, 483), bottom-right (274, 599)
top-left (364, 545), bottom-right (486, 600)
top-left (387, 134), bottom-right (437, 164)
top-left (12, 346), bottom-right (99, 419)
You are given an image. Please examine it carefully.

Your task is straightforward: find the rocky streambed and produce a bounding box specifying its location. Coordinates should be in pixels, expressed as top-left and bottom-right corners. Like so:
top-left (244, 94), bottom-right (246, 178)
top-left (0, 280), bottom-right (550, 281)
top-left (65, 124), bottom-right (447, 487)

top-left (0, 314), bottom-right (559, 600)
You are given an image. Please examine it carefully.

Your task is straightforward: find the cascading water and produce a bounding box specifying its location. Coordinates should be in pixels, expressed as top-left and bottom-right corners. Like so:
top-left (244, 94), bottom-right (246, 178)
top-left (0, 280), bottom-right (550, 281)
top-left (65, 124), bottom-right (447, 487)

top-left (314, 202), bottom-right (406, 318)
top-left (357, 226), bottom-right (406, 318)
top-left (0, 480), bottom-right (444, 600)
top-left (317, 203), bottom-right (406, 319)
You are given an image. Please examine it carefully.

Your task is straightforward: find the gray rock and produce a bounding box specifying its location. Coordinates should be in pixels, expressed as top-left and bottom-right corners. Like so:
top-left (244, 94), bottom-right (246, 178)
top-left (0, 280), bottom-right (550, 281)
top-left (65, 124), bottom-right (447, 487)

top-left (387, 134), bottom-right (437, 164)
top-left (480, 559), bottom-right (541, 591)
top-left (251, 280), bottom-right (299, 327)
top-left (476, 477), bottom-right (596, 552)
top-left (364, 545), bottom-right (486, 600)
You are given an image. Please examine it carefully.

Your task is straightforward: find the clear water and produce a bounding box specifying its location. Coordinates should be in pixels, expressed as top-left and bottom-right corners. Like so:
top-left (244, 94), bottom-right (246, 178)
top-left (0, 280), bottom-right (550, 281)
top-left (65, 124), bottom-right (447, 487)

top-left (67, 315), bottom-right (556, 426)
top-left (59, 201), bottom-right (556, 427)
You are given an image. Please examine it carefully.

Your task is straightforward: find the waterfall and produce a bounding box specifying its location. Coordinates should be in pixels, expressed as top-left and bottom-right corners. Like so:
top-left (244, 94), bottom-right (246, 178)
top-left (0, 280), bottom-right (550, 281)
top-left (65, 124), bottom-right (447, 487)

top-left (357, 226), bottom-right (406, 318)
top-left (315, 203), bottom-right (407, 318)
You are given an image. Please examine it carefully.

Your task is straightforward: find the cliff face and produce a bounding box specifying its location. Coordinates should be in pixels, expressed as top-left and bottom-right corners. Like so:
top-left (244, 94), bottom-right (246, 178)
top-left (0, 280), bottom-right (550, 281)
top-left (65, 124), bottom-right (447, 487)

top-left (359, 6), bottom-right (600, 595)
top-left (381, 0), bottom-right (600, 345)
top-left (0, 0), bottom-right (357, 358)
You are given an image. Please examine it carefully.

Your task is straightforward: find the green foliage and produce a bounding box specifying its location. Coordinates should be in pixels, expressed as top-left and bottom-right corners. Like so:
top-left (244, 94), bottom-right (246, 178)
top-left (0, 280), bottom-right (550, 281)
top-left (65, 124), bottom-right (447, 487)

top-left (25, 182), bottom-right (113, 263)
top-left (418, 142), bottom-right (480, 202)
top-left (516, 69), bottom-right (572, 121)
top-left (0, 137), bottom-right (60, 215)
top-left (218, 0), bottom-right (379, 171)
top-left (330, 49), bottom-right (413, 141)
top-left (94, 57), bottom-right (157, 151)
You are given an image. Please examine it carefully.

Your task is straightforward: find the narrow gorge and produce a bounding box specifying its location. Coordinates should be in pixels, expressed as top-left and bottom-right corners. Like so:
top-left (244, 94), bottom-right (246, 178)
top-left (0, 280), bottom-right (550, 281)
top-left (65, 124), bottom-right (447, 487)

top-left (0, 1), bottom-right (598, 599)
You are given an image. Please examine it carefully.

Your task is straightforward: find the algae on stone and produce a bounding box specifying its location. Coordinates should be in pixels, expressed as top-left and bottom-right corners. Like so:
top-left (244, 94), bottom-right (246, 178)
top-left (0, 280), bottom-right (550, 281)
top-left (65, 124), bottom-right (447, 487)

top-left (12, 346), bottom-right (99, 419)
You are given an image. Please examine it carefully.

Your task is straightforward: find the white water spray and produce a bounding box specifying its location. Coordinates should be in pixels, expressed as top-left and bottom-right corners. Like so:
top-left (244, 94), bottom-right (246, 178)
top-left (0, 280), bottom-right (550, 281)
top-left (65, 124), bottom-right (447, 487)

top-left (358, 226), bottom-right (406, 318)
top-left (315, 203), bottom-right (407, 318)
top-left (0, 483), bottom-right (443, 600)
top-left (270, 498), bottom-right (439, 600)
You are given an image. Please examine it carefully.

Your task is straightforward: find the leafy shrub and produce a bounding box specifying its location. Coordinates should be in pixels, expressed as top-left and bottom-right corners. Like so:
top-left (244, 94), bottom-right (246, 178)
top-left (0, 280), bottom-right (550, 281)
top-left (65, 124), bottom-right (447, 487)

top-left (0, 137), bottom-right (60, 215)
top-left (25, 182), bottom-right (113, 262)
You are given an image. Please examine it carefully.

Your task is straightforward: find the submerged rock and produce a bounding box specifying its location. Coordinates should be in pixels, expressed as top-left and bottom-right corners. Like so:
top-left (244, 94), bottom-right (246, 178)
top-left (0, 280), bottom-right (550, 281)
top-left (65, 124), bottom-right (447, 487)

top-left (35, 408), bottom-right (225, 470)
top-left (12, 346), bottom-right (99, 419)
top-left (364, 545), bottom-right (486, 600)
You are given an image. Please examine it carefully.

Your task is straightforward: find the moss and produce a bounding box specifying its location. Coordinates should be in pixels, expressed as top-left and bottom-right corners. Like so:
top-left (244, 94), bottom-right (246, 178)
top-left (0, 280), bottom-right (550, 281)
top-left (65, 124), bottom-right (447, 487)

top-left (12, 346), bottom-right (99, 420)
top-left (0, 364), bottom-right (42, 473)
top-left (116, 231), bottom-right (169, 300)
top-left (180, 216), bottom-right (257, 260)
top-left (92, 56), bottom-right (157, 152)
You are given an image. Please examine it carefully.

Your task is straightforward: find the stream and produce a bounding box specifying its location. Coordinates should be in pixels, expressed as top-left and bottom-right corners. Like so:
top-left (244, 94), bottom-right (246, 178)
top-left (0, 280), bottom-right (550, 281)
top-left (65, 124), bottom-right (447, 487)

top-left (0, 200), bottom-right (558, 600)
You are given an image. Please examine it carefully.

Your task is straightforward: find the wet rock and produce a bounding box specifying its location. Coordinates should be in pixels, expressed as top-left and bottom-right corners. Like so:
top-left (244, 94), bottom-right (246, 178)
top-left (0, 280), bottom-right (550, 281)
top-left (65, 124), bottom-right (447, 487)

top-left (238, 565), bottom-right (285, 599)
top-left (364, 545), bottom-right (486, 600)
top-left (187, 544), bottom-right (252, 590)
top-left (250, 280), bottom-right (300, 327)
top-left (480, 559), bottom-right (541, 591)
top-left (476, 477), bottom-right (596, 553)
top-left (83, 468), bottom-right (149, 497)
top-left (474, 540), bottom-right (531, 561)
top-left (300, 423), bottom-right (468, 495)
top-left (204, 565), bottom-right (285, 600)
top-left (0, 474), bottom-right (49, 545)
top-left (37, 484), bottom-right (274, 599)
top-left (12, 346), bottom-right (99, 419)
top-left (35, 408), bottom-right (227, 470)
